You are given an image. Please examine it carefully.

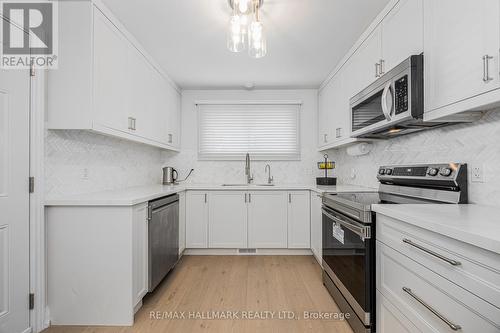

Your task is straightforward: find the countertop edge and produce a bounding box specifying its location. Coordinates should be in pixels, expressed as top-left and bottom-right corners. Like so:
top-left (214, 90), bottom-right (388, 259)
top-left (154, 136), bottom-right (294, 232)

top-left (372, 204), bottom-right (500, 255)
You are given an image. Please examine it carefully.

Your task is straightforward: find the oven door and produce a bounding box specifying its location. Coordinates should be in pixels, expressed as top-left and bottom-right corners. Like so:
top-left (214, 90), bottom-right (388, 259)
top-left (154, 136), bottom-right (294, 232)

top-left (322, 205), bottom-right (374, 326)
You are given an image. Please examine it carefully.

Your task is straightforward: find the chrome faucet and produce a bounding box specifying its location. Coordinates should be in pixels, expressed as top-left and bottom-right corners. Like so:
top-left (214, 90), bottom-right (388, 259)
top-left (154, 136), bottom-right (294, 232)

top-left (245, 153), bottom-right (253, 184)
top-left (265, 164), bottom-right (274, 184)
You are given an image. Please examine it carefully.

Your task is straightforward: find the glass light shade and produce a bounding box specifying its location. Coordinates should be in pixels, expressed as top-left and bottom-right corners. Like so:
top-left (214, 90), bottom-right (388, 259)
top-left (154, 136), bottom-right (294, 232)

top-left (248, 21), bottom-right (266, 58)
top-left (227, 15), bottom-right (245, 52)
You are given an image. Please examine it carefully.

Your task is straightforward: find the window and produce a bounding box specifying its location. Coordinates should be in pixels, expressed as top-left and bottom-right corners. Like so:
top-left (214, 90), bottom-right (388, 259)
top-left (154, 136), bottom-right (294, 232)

top-left (197, 102), bottom-right (301, 160)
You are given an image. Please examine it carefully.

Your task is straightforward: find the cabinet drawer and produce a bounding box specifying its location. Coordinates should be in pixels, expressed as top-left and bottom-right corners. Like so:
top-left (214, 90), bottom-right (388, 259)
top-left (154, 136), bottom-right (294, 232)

top-left (377, 214), bottom-right (500, 309)
top-left (377, 290), bottom-right (421, 333)
top-left (377, 241), bottom-right (500, 332)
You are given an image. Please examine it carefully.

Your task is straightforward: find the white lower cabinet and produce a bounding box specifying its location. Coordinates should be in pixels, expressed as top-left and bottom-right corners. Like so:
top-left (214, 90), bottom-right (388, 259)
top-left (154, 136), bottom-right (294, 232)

top-left (46, 203), bottom-right (150, 326)
top-left (376, 214), bottom-right (500, 333)
top-left (178, 191), bottom-right (186, 254)
top-left (376, 291), bottom-right (420, 333)
top-left (287, 191), bottom-right (310, 248)
top-left (310, 193), bottom-right (323, 264)
top-left (248, 191), bottom-right (288, 248)
top-left (132, 204), bottom-right (148, 309)
top-left (208, 191), bottom-right (248, 248)
top-left (185, 191), bottom-right (208, 248)
top-left (185, 190), bottom-right (311, 250)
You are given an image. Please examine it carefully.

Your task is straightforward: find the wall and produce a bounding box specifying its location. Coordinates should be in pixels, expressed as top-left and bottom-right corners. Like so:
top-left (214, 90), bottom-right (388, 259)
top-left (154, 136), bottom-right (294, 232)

top-left (163, 90), bottom-right (322, 185)
top-left (326, 110), bottom-right (500, 206)
top-left (45, 130), bottom-right (164, 198)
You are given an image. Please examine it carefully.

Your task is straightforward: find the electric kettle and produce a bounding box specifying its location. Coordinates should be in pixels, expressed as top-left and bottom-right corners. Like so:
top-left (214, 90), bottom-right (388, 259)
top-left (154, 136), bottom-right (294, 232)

top-left (162, 167), bottom-right (178, 185)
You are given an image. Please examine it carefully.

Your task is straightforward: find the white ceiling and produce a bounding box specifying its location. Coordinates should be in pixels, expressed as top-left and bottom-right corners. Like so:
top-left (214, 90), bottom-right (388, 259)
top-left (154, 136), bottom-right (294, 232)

top-left (101, 0), bottom-right (390, 89)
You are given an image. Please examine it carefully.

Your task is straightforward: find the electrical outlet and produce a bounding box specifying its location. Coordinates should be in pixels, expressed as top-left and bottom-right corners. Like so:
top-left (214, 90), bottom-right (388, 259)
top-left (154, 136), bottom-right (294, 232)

top-left (82, 168), bottom-right (89, 180)
top-left (471, 165), bottom-right (484, 183)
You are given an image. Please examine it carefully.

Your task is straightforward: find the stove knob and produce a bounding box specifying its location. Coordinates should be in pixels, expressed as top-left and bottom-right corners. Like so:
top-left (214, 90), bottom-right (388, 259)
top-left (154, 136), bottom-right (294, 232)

top-left (440, 168), bottom-right (453, 177)
top-left (379, 169), bottom-right (386, 175)
top-left (385, 169), bottom-right (393, 175)
top-left (427, 168), bottom-right (439, 176)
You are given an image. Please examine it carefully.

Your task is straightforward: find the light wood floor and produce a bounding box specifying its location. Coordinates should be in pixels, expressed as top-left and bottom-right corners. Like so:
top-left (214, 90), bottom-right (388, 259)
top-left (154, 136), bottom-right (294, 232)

top-left (43, 255), bottom-right (353, 333)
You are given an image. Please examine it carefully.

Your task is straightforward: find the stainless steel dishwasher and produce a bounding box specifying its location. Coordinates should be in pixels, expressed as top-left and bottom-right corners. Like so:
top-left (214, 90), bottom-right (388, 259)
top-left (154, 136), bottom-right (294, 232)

top-left (148, 193), bottom-right (179, 292)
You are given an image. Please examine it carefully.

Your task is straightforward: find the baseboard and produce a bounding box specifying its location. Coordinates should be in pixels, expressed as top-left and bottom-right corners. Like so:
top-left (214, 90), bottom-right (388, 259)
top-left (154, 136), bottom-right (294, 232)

top-left (184, 248), bottom-right (313, 256)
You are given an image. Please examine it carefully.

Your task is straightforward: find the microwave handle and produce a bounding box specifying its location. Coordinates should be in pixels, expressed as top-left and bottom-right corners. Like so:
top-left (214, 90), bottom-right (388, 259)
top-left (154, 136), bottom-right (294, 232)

top-left (381, 81), bottom-right (393, 121)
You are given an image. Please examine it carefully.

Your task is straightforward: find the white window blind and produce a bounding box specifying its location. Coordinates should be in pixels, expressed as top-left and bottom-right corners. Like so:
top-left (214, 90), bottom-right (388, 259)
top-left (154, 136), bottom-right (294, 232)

top-left (197, 103), bottom-right (301, 160)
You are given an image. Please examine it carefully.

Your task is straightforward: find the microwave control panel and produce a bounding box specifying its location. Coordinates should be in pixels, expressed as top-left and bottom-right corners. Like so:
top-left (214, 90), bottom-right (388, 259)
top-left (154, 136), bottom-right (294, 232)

top-left (394, 75), bottom-right (409, 115)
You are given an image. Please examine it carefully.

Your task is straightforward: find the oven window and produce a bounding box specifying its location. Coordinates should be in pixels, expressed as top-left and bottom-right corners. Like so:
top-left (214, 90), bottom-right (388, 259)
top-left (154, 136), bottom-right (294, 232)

top-left (322, 211), bottom-right (372, 311)
top-left (352, 90), bottom-right (386, 132)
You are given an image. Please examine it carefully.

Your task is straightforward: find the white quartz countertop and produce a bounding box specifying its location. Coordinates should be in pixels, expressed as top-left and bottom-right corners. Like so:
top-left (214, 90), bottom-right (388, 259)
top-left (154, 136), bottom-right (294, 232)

top-left (44, 183), bottom-right (377, 207)
top-left (373, 204), bottom-right (500, 254)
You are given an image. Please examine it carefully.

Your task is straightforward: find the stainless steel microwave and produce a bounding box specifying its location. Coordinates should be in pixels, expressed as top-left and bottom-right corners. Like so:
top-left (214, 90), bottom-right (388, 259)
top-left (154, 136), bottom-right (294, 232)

top-left (350, 54), bottom-right (450, 139)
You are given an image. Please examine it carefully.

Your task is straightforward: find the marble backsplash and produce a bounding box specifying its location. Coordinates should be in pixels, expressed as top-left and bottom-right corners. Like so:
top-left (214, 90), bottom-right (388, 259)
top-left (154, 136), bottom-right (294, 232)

top-left (326, 110), bottom-right (500, 206)
top-left (45, 130), bottom-right (164, 198)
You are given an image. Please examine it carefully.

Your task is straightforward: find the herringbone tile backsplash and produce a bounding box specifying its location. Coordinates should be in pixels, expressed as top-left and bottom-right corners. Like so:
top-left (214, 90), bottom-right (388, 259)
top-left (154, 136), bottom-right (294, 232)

top-left (45, 130), bottom-right (164, 197)
top-left (326, 110), bottom-right (500, 206)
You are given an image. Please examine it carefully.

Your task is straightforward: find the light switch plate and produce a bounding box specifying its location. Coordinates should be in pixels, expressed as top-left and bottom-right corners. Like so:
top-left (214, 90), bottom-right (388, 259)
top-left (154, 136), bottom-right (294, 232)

top-left (471, 164), bottom-right (484, 183)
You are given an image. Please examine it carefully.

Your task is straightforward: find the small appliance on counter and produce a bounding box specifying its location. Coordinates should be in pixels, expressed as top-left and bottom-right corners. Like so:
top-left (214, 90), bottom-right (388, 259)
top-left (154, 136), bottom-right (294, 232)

top-left (162, 166), bottom-right (178, 185)
top-left (316, 154), bottom-right (337, 186)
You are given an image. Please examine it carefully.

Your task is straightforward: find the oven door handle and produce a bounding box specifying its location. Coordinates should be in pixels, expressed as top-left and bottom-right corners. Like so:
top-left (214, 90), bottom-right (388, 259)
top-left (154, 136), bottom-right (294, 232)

top-left (322, 208), bottom-right (371, 240)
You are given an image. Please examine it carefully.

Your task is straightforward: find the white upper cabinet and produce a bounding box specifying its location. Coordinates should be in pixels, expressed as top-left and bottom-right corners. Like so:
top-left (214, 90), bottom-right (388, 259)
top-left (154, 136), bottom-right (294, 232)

top-left (48, 1), bottom-right (181, 150)
top-left (381, 0), bottom-right (423, 73)
top-left (208, 192), bottom-right (248, 248)
top-left (424, 0), bottom-right (500, 114)
top-left (350, 27), bottom-right (383, 94)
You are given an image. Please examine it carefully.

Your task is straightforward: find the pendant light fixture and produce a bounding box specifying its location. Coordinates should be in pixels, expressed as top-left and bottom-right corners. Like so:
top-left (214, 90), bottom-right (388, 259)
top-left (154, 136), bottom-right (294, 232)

top-left (227, 0), bottom-right (266, 58)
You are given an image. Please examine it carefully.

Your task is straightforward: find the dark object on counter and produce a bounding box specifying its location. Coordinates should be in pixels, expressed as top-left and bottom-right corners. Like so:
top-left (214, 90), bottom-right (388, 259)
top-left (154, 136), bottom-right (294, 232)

top-left (317, 154), bottom-right (336, 186)
top-left (316, 177), bottom-right (337, 186)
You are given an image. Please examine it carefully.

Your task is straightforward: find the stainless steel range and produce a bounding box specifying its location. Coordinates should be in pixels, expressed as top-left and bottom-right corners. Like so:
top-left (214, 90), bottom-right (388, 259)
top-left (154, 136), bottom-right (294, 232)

top-left (321, 163), bottom-right (468, 333)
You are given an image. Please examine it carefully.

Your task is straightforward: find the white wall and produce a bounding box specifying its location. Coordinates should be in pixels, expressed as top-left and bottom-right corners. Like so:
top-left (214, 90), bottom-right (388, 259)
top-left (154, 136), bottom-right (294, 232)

top-left (163, 90), bottom-right (322, 185)
top-left (45, 130), bottom-right (163, 198)
top-left (326, 110), bottom-right (500, 206)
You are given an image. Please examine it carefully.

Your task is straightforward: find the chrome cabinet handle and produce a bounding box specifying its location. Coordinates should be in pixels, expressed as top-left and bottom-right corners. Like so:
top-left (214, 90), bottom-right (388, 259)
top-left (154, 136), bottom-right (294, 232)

top-left (403, 239), bottom-right (461, 266)
top-left (483, 55), bottom-right (494, 82)
top-left (323, 134), bottom-right (328, 143)
top-left (379, 59), bottom-right (385, 75)
top-left (204, 193), bottom-right (207, 203)
top-left (168, 133), bottom-right (173, 144)
top-left (288, 193), bottom-right (291, 203)
top-left (402, 287), bottom-right (462, 331)
top-left (375, 62), bottom-right (380, 78)
top-left (128, 117), bottom-right (136, 130)
top-left (244, 193), bottom-right (247, 203)
top-left (248, 193), bottom-right (251, 203)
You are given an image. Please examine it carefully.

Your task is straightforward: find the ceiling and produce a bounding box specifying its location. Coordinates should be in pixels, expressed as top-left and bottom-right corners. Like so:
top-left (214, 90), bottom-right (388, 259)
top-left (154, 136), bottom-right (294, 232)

top-left (101, 0), bottom-right (390, 89)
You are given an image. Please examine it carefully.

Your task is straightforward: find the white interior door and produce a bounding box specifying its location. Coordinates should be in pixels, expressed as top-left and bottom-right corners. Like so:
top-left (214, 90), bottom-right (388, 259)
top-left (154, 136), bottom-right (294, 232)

top-left (0, 64), bottom-right (31, 332)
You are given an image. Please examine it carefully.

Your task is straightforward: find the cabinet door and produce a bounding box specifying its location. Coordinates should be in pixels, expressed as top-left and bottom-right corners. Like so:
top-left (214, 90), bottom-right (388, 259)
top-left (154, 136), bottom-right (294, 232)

top-left (132, 203), bottom-right (148, 307)
top-left (318, 72), bottom-right (347, 146)
top-left (178, 191), bottom-right (186, 254)
top-left (248, 192), bottom-right (287, 248)
top-left (185, 192), bottom-right (208, 248)
top-left (208, 192), bottom-right (247, 248)
top-left (349, 26), bottom-right (382, 94)
top-left (381, 0), bottom-right (423, 73)
top-left (93, 8), bottom-right (130, 132)
top-left (310, 193), bottom-right (323, 264)
top-left (377, 291), bottom-right (421, 333)
top-left (318, 84), bottom-right (333, 146)
top-left (165, 84), bottom-right (181, 147)
top-left (287, 192), bottom-right (310, 249)
top-left (424, 0), bottom-right (500, 112)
